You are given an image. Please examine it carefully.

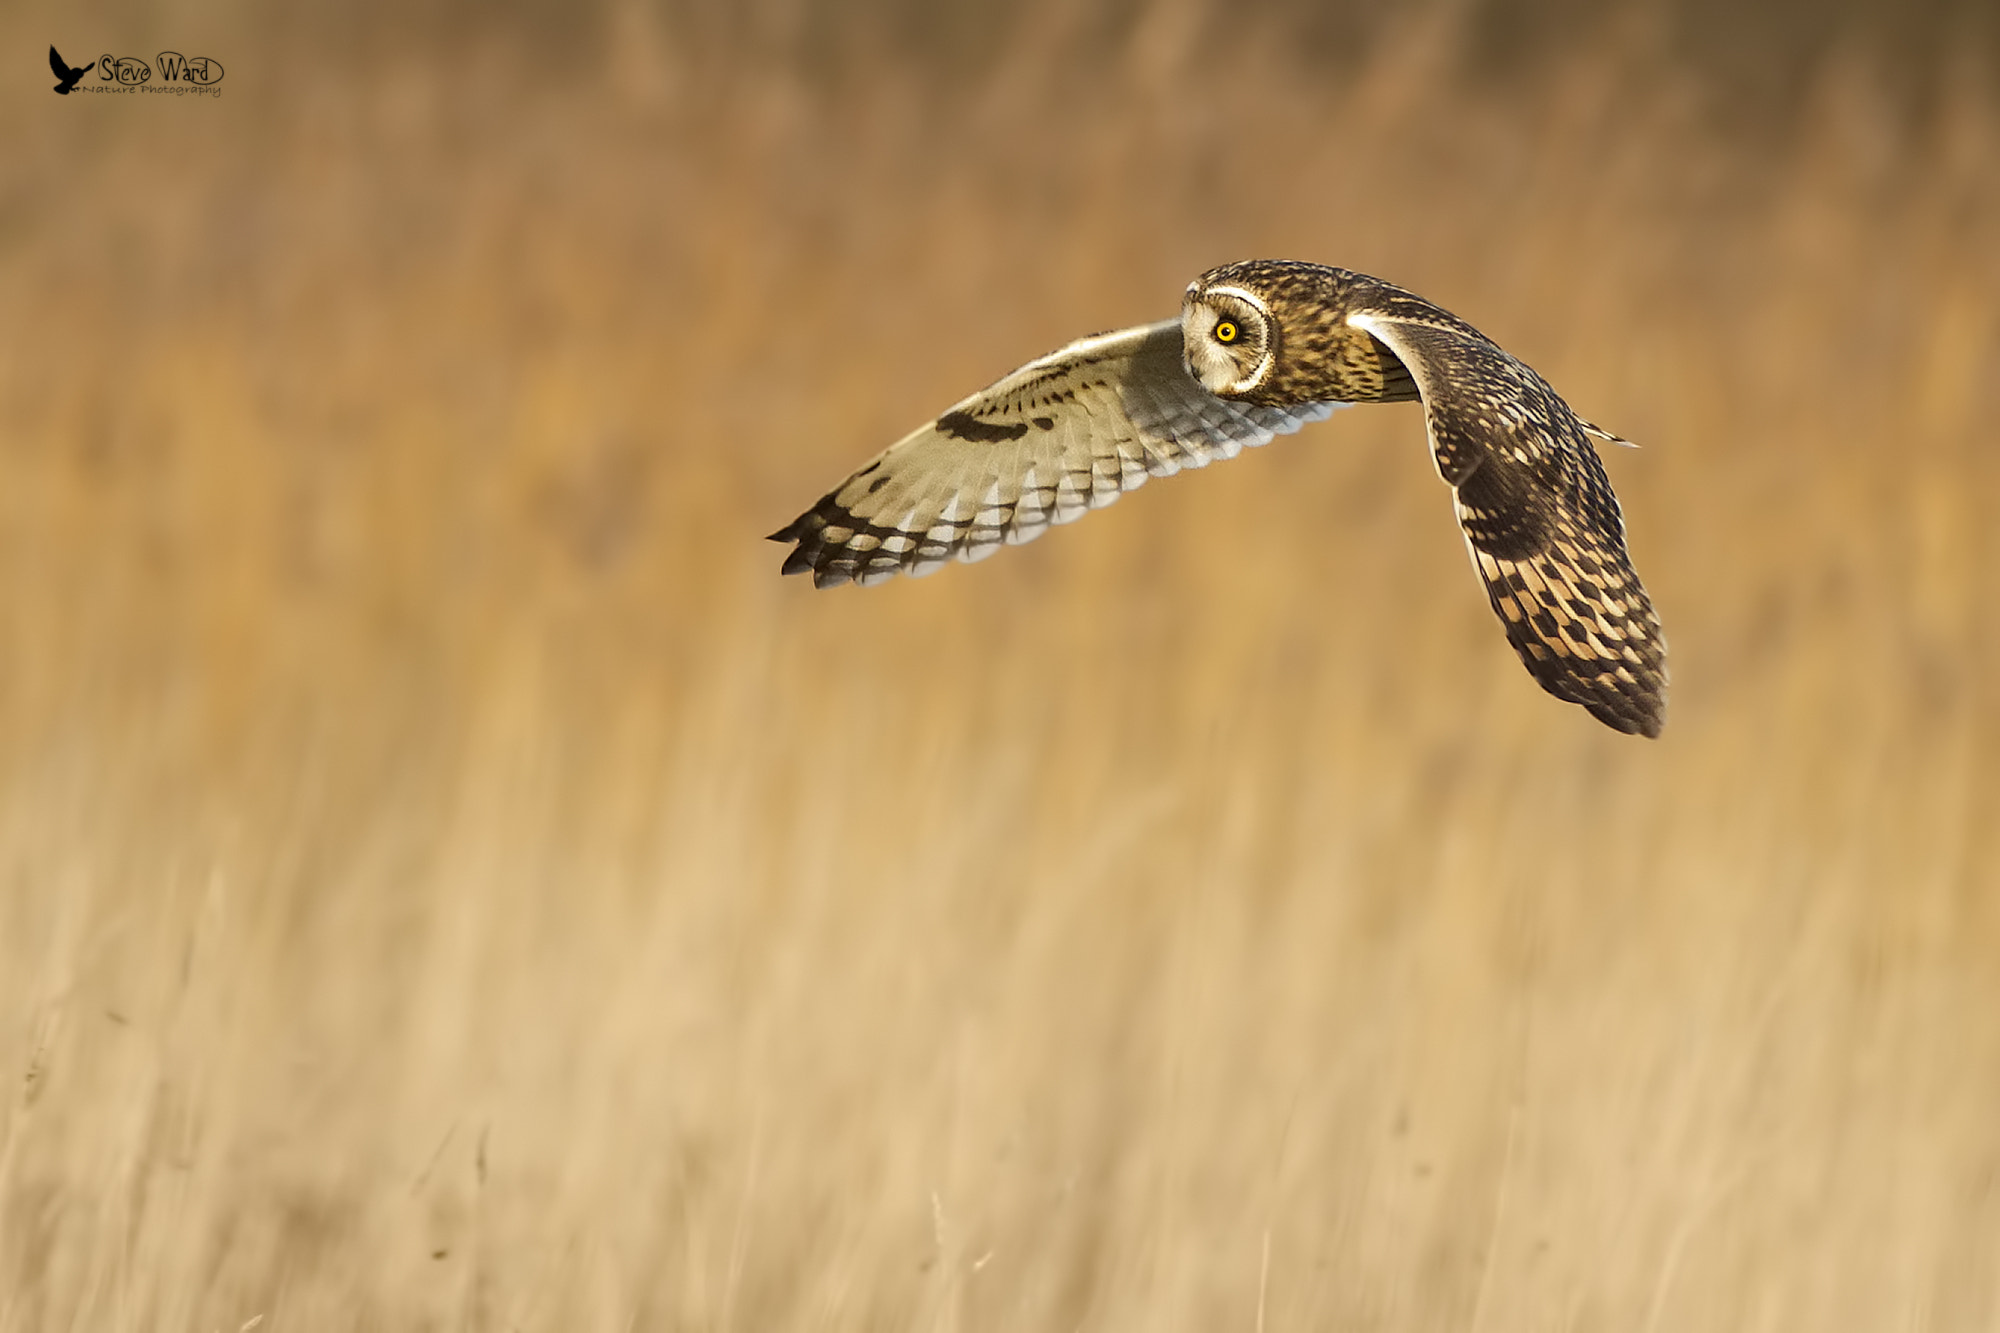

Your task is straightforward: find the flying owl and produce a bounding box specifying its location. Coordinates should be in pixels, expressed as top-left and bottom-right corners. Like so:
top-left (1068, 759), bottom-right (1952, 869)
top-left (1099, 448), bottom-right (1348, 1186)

top-left (770, 261), bottom-right (1667, 736)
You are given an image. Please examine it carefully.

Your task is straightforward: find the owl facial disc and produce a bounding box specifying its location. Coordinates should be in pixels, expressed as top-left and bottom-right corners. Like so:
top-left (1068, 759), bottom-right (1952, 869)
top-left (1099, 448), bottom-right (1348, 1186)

top-left (1181, 284), bottom-right (1275, 397)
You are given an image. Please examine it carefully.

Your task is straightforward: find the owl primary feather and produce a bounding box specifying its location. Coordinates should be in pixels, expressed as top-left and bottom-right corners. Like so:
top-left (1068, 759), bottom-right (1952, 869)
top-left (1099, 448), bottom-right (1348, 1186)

top-left (770, 260), bottom-right (1667, 737)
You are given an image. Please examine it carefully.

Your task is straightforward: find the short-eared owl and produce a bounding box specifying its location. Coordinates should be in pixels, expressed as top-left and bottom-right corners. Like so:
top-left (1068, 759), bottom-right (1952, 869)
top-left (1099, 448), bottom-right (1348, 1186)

top-left (771, 261), bottom-right (1666, 736)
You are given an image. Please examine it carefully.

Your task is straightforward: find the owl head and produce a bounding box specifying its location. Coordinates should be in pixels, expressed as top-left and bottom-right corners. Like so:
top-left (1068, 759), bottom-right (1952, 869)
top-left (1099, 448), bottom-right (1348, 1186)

top-left (1181, 277), bottom-right (1279, 398)
top-left (1181, 261), bottom-right (1415, 409)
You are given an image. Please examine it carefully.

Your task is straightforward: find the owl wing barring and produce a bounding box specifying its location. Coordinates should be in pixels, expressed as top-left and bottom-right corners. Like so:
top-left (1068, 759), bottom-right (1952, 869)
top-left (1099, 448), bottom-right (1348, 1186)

top-left (767, 321), bottom-right (1339, 587)
top-left (1346, 302), bottom-right (1666, 736)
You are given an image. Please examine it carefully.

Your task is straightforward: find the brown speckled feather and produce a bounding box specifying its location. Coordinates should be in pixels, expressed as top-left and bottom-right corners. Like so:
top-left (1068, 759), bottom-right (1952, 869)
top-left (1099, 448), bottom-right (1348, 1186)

top-left (1346, 294), bottom-right (1666, 736)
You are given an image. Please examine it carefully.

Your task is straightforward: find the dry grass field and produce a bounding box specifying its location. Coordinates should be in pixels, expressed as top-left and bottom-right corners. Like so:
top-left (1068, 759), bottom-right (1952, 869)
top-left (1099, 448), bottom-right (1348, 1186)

top-left (3, 0), bottom-right (1999, 1327)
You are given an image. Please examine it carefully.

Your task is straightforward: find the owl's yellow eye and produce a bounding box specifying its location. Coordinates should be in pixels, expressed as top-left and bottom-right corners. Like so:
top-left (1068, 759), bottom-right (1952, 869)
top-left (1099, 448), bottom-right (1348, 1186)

top-left (1214, 320), bottom-right (1238, 344)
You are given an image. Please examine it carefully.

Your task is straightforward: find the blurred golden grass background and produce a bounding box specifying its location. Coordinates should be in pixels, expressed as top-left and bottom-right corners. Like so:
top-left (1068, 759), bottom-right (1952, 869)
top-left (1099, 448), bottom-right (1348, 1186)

top-left (4, 0), bottom-right (2000, 1326)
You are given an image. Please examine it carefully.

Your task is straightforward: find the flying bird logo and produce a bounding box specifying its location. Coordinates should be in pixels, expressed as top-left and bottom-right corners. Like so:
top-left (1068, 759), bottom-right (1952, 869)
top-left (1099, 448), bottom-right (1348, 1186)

top-left (50, 45), bottom-right (94, 94)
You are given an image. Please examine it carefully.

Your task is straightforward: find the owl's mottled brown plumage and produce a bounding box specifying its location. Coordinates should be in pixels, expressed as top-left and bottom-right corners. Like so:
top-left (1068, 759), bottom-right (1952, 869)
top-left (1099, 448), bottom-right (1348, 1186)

top-left (772, 260), bottom-right (1667, 736)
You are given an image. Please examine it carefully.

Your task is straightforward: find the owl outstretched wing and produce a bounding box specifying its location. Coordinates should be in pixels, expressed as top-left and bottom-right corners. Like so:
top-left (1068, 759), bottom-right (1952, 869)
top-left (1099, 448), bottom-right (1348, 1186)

top-left (770, 321), bottom-right (1338, 587)
top-left (1347, 306), bottom-right (1667, 736)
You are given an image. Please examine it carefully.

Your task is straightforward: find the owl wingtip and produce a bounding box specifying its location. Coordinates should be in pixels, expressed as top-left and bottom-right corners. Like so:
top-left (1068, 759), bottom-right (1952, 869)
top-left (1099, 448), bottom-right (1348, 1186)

top-left (1589, 694), bottom-right (1665, 738)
